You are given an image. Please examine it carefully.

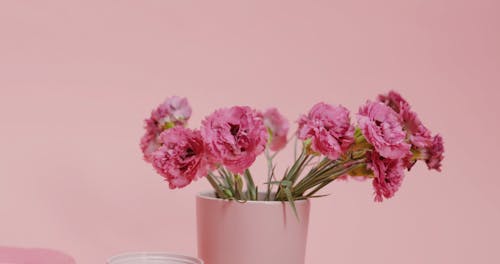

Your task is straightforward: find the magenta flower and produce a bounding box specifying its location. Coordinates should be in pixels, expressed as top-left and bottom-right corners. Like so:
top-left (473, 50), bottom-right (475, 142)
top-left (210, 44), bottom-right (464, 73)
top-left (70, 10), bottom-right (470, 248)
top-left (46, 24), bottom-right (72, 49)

top-left (151, 127), bottom-right (210, 189)
top-left (357, 101), bottom-right (411, 159)
top-left (262, 108), bottom-right (290, 152)
top-left (425, 134), bottom-right (444, 171)
top-left (297, 103), bottom-right (354, 160)
top-left (368, 151), bottom-right (405, 202)
top-left (140, 96), bottom-right (192, 162)
top-left (201, 106), bottom-right (268, 174)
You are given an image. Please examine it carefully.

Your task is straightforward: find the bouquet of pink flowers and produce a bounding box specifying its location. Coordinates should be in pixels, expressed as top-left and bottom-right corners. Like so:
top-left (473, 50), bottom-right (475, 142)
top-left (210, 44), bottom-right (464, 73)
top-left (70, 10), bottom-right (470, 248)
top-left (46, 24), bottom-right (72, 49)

top-left (140, 91), bottom-right (444, 208)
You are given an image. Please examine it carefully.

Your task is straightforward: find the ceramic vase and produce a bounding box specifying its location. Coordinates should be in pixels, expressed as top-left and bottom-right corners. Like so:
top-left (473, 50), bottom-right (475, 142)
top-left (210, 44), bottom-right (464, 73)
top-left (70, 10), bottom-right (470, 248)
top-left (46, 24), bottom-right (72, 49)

top-left (196, 192), bottom-right (310, 264)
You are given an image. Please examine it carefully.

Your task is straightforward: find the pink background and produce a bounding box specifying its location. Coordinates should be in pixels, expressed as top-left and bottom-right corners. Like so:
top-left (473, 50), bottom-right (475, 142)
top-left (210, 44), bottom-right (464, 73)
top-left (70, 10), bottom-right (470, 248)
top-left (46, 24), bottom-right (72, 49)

top-left (1, 1), bottom-right (499, 263)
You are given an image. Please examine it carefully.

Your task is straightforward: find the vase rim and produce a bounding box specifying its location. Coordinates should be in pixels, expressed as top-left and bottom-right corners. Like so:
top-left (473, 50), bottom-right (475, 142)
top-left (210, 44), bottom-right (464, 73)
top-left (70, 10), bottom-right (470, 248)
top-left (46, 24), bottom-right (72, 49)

top-left (107, 252), bottom-right (203, 264)
top-left (197, 190), bottom-right (310, 204)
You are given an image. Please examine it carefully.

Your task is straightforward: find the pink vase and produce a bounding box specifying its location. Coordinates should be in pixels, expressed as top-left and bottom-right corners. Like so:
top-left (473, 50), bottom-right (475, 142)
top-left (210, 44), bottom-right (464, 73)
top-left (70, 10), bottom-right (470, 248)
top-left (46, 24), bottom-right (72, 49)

top-left (196, 191), bottom-right (310, 264)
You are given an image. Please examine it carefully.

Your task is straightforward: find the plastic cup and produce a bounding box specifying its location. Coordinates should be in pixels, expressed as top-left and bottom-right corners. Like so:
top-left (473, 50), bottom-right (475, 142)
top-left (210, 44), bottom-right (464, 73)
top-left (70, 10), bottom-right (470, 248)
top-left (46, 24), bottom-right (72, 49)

top-left (107, 252), bottom-right (203, 264)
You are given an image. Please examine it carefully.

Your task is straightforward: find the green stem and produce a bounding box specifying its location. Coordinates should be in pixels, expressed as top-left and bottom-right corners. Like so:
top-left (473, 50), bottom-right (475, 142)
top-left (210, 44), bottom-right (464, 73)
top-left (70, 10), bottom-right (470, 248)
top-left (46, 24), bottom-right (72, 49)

top-left (265, 149), bottom-right (274, 201)
top-left (294, 158), bottom-right (366, 196)
top-left (293, 135), bottom-right (298, 161)
top-left (206, 173), bottom-right (227, 198)
top-left (275, 150), bottom-right (311, 200)
top-left (244, 169), bottom-right (257, 200)
top-left (293, 158), bottom-right (338, 194)
top-left (304, 162), bottom-right (366, 198)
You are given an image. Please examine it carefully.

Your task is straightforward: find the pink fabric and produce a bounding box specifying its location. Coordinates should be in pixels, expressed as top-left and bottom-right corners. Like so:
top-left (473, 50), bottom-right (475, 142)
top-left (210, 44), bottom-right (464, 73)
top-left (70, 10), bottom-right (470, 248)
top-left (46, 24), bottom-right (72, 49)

top-left (0, 247), bottom-right (75, 264)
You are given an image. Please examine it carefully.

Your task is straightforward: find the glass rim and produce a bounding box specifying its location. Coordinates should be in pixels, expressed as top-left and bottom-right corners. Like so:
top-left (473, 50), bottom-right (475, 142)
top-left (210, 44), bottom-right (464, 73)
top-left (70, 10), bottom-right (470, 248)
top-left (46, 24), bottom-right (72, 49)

top-left (107, 252), bottom-right (203, 264)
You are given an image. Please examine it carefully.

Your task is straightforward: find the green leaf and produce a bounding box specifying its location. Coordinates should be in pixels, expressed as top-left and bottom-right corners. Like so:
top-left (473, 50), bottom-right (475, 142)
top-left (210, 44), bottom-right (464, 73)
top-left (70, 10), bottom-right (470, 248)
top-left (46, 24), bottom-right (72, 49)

top-left (224, 172), bottom-right (235, 192)
top-left (244, 169), bottom-right (257, 200)
top-left (234, 174), bottom-right (244, 200)
top-left (206, 173), bottom-right (226, 199)
top-left (283, 185), bottom-right (300, 222)
top-left (264, 180), bottom-right (283, 185)
top-left (223, 189), bottom-right (234, 198)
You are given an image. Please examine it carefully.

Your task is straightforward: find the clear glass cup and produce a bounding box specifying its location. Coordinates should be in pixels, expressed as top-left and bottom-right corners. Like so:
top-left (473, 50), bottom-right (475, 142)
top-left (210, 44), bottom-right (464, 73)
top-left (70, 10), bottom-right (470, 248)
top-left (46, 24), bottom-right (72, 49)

top-left (107, 252), bottom-right (203, 264)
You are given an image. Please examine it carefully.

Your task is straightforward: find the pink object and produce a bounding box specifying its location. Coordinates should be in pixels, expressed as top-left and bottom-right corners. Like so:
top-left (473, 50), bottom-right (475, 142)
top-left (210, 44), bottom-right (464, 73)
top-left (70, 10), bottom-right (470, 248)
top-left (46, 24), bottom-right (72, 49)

top-left (400, 105), bottom-right (433, 149)
top-left (368, 151), bottom-right (405, 202)
top-left (0, 246), bottom-right (75, 264)
top-left (425, 134), bottom-right (444, 172)
top-left (379, 91), bottom-right (433, 149)
top-left (196, 192), bottom-right (310, 264)
top-left (151, 96), bottom-right (192, 128)
top-left (140, 117), bottom-right (163, 163)
top-left (140, 96), bottom-right (192, 162)
top-left (201, 106), bottom-right (268, 174)
top-left (378, 90), bottom-right (410, 114)
top-left (151, 127), bottom-right (210, 189)
top-left (357, 101), bottom-right (411, 159)
top-left (297, 102), bottom-right (354, 160)
top-left (262, 108), bottom-right (289, 152)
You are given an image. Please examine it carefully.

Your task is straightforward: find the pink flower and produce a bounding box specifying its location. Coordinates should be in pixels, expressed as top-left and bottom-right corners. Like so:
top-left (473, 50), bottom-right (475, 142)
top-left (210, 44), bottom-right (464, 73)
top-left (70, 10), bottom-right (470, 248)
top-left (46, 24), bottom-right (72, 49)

top-left (151, 127), bottom-right (209, 189)
top-left (377, 91), bottom-right (445, 171)
top-left (425, 134), bottom-right (444, 171)
top-left (201, 106), bottom-right (268, 174)
top-left (368, 151), bottom-right (405, 202)
top-left (377, 90), bottom-right (410, 114)
top-left (140, 96), bottom-right (192, 162)
top-left (400, 105), bottom-right (432, 148)
top-left (140, 118), bottom-right (162, 162)
top-left (262, 108), bottom-right (290, 151)
top-left (152, 96), bottom-right (192, 128)
top-left (378, 91), bottom-right (432, 148)
top-left (357, 101), bottom-right (411, 159)
top-left (298, 103), bottom-right (355, 160)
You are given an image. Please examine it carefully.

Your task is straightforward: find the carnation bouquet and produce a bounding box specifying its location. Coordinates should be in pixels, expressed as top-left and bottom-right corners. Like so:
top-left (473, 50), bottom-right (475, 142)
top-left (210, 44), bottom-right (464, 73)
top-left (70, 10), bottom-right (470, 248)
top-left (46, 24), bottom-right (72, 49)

top-left (140, 91), bottom-right (444, 214)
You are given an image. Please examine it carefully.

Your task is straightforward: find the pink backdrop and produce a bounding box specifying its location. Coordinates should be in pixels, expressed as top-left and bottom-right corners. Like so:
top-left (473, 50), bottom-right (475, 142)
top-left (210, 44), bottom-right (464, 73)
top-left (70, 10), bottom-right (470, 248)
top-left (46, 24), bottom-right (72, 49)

top-left (1, 1), bottom-right (499, 263)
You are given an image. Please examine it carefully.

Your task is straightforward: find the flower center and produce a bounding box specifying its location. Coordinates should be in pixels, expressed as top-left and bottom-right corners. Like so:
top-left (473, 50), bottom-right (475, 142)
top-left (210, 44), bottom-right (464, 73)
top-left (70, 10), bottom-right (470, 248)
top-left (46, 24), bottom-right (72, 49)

top-left (229, 123), bottom-right (240, 136)
top-left (185, 147), bottom-right (195, 158)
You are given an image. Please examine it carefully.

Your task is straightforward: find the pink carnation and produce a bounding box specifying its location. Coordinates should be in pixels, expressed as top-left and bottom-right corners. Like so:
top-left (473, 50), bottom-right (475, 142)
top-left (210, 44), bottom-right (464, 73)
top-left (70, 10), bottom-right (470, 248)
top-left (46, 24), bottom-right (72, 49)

top-left (368, 151), bottom-right (405, 202)
top-left (378, 91), bottom-right (432, 148)
top-left (262, 108), bottom-right (290, 151)
top-left (140, 118), bottom-right (162, 162)
top-left (400, 105), bottom-right (433, 148)
top-left (140, 96), bottom-right (192, 162)
top-left (151, 96), bottom-right (192, 128)
top-left (425, 134), bottom-right (444, 171)
top-left (377, 91), bottom-right (445, 171)
top-left (377, 90), bottom-right (410, 114)
top-left (357, 101), bottom-right (410, 159)
top-left (201, 106), bottom-right (268, 174)
top-left (151, 127), bottom-right (209, 189)
top-left (298, 103), bottom-right (354, 160)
